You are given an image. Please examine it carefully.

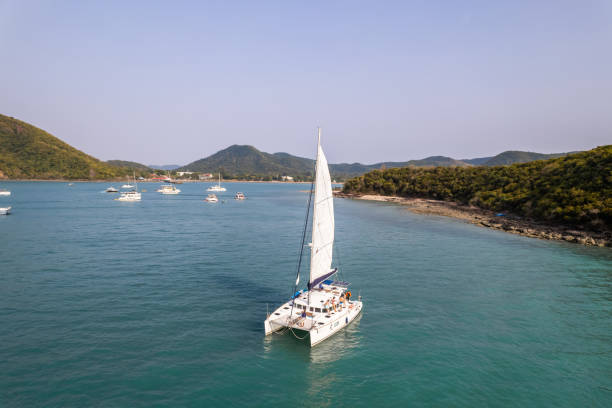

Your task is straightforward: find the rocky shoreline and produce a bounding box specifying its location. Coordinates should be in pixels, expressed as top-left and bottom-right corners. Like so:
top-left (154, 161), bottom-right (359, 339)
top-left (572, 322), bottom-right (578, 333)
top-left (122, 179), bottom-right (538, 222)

top-left (335, 192), bottom-right (610, 247)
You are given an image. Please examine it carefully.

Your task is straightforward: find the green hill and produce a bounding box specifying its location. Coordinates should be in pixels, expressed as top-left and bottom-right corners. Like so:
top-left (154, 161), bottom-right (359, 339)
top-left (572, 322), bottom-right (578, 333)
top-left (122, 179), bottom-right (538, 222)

top-left (180, 145), bottom-right (314, 180)
top-left (106, 160), bottom-right (151, 172)
top-left (343, 146), bottom-right (612, 231)
top-left (0, 114), bottom-right (133, 180)
top-left (483, 151), bottom-right (570, 166)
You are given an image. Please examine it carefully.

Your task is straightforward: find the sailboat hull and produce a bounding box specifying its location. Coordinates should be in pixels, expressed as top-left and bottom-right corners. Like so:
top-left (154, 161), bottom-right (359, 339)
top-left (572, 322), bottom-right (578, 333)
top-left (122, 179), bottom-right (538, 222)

top-left (264, 297), bottom-right (363, 347)
top-left (309, 301), bottom-right (362, 347)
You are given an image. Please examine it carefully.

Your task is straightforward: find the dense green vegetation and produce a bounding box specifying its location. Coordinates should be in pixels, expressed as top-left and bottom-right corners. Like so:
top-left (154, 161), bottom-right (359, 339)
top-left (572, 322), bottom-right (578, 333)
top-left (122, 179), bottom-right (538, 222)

top-left (0, 114), bottom-right (140, 179)
top-left (343, 146), bottom-right (612, 230)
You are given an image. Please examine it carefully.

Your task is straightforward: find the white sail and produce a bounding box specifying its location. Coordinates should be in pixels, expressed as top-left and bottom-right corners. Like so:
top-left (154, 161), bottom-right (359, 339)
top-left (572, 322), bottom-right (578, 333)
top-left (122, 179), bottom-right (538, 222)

top-left (309, 129), bottom-right (335, 288)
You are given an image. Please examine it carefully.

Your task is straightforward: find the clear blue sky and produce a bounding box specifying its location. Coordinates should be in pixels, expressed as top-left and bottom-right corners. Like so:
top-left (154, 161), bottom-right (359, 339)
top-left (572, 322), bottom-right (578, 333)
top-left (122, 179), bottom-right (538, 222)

top-left (1, 0), bottom-right (610, 165)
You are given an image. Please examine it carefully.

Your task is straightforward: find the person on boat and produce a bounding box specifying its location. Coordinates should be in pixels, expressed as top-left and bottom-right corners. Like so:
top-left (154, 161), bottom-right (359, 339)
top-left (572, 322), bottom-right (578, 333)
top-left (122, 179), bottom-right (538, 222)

top-left (339, 294), bottom-right (345, 310)
top-left (345, 291), bottom-right (352, 302)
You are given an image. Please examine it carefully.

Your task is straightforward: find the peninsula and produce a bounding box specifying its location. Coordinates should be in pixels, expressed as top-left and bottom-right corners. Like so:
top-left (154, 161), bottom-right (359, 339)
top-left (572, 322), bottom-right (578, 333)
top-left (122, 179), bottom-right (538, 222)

top-left (340, 146), bottom-right (612, 247)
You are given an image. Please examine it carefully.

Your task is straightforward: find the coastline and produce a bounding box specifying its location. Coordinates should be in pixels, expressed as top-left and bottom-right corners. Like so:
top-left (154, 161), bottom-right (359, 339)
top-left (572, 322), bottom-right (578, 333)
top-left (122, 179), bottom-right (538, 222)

top-left (335, 192), bottom-right (610, 247)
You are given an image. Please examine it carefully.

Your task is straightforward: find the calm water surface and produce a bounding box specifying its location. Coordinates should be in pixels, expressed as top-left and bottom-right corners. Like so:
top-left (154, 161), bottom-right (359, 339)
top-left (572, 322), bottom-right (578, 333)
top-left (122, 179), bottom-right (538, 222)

top-left (1, 182), bottom-right (611, 407)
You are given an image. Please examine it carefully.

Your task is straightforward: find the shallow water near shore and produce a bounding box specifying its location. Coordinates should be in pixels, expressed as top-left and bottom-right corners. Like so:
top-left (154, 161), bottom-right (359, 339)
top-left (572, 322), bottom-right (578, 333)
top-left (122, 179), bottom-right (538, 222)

top-left (1, 181), bottom-right (611, 407)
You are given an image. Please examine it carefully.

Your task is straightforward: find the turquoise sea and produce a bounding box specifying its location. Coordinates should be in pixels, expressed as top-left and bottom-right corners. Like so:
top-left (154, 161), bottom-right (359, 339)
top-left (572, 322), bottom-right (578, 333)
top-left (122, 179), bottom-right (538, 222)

top-left (1, 181), bottom-right (611, 407)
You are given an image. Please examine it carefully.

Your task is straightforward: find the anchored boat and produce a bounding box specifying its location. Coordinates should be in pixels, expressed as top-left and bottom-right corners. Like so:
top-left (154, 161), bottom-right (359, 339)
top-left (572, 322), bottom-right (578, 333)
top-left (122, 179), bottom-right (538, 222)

top-left (207, 173), bottom-right (227, 192)
top-left (264, 128), bottom-right (362, 347)
top-left (157, 184), bottom-right (181, 194)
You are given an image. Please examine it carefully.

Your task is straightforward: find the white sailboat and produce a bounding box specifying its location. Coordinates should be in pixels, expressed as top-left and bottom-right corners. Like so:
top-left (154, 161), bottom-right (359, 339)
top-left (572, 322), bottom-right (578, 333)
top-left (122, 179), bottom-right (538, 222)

top-left (264, 129), bottom-right (362, 347)
top-left (0, 189), bottom-right (11, 196)
top-left (207, 173), bottom-right (227, 192)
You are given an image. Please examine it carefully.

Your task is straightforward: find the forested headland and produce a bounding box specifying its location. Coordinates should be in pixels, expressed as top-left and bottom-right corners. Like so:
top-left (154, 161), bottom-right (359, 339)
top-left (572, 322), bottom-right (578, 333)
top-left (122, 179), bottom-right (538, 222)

top-left (343, 146), bottom-right (612, 232)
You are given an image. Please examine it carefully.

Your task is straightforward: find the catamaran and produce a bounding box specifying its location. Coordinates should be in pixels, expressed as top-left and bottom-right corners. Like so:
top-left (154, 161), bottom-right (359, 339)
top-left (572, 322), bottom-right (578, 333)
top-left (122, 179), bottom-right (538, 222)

top-left (157, 184), bottom-right (181, 194)
top-left (264, 129), bottom-right (362, 347)
top-left (207, 173), bottom-right (227, 192)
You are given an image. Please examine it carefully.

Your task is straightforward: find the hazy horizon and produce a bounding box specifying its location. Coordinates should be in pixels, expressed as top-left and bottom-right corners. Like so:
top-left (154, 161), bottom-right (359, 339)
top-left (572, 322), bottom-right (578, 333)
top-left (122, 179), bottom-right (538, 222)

top-left (1, 1), bottom-right (610, 164)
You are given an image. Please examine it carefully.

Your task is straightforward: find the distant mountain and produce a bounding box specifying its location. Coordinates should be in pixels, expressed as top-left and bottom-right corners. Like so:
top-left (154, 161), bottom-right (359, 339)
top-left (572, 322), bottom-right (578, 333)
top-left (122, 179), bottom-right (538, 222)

top-left (149, 164), bottom-right (181, 170)
top-left (180, 145), bottom-right (314, 179)
top-left (0, 114), bottom-right (133, 180)
top-left (181, 145), bottom-right (473, 180)
top-left (330, 156), bottom-right (470, 178)
top-left (107, 160), bottom-right (151, 172)
top-left (461, 156), bottom-right (494, 166)
top-left (482, 151), bottom-right (571, 166)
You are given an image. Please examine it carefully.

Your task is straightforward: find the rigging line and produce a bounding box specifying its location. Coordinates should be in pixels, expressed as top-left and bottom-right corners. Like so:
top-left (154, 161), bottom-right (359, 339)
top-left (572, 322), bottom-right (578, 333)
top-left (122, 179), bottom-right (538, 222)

top-left (289, 159), bottom-right (316, 320)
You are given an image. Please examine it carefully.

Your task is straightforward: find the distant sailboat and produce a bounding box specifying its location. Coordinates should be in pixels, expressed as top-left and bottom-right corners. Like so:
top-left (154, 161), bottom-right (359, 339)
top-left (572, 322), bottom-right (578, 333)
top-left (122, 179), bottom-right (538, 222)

top-left (207, 173), bottom-right (227, 192)
top-left (264, 128), bottom-right (362, 347)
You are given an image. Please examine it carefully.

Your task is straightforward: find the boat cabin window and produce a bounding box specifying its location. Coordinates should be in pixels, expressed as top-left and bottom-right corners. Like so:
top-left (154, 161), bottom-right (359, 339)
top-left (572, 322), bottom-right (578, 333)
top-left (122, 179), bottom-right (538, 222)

top-left (309, 307), bottom-right (314, 311)
top-left (315, 308), bottom-right (321, 313)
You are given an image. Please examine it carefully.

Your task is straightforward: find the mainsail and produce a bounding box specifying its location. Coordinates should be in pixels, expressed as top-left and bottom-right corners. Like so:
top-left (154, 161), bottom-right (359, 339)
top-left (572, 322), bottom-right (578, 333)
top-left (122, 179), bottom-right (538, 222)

top-left (309, 129), bottom-right (335, 289)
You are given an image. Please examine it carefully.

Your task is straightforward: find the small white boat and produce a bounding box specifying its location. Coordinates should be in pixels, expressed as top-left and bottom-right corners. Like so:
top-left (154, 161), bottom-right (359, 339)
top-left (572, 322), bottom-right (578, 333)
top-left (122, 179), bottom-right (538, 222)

top-left (0, 189), bottom-right (11, 196)
top-left (234, 192), bottom-right (245, 200)
top-left (68, 183), bottom-right (74, 187)
top-left (207, 173), bottom-right (227, 192)
top-left (264, 128), bottom-right (362, 347)
top-left (157, 184), bottom-right (181, 194)
top-left (204, 194), bottom-right (218, 203)
top-left (116, 191), bottom-right (141, 201)
top-left (106, 186), bottom-right (119, 193)
top-left (0, 206), bottom-right (11, 215)
top-left (121, 184), bottom-right (134, 189)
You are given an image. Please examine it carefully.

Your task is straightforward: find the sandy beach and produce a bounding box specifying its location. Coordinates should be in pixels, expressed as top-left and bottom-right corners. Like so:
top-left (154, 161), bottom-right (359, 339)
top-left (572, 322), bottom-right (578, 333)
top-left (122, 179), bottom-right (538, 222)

top-left (335, 192), bottom-right (610, 247)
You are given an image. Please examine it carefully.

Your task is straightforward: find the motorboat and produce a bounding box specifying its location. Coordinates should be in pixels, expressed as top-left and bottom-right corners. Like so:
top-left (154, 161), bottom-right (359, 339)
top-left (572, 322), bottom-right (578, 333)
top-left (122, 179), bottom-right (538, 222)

top-left (234, 192), bottom-right (245, 200)
top-left (115, 191), bottom-right (141, 201)
top-left (106, 186), bottom-right (119, 193)
top-left (0, 189), bottom-right (10, 196)
top-left (122, 184), bottom-right (134, 189)
top-left (204, 194), bottom-right (218, 203)
top-left (207, 173), bottom-right (227, 192)
top-left (264, 128), bottom-right (362, 347)
top-left (0, 206), bottom-right (11, 215)
top-left (157, 184), bottom-right (181, 194)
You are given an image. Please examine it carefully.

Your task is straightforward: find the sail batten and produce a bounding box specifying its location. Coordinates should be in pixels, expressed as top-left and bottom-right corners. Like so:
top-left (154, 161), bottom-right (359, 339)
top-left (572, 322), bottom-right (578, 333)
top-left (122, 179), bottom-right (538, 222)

top-left (309, 128), bottom-right (335, 287)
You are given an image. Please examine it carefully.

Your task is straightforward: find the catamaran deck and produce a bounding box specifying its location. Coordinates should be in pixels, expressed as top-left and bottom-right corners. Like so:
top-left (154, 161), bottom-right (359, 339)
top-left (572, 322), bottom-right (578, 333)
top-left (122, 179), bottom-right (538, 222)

top-left (265, 281), bottom-right (362, 345)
